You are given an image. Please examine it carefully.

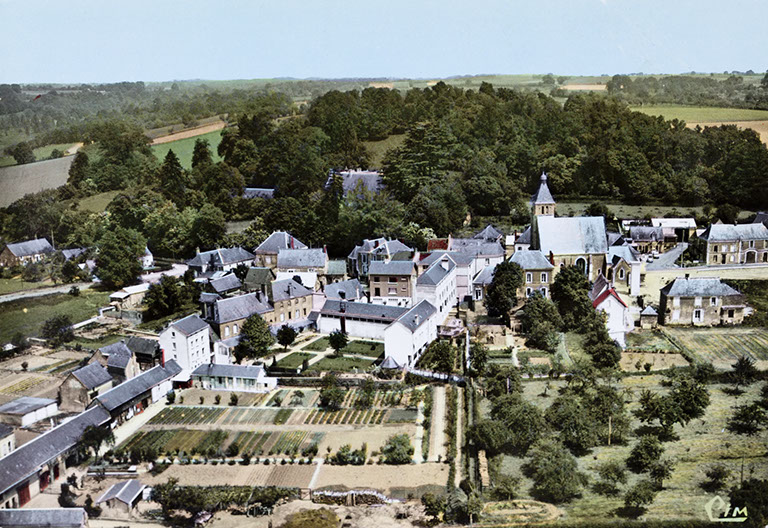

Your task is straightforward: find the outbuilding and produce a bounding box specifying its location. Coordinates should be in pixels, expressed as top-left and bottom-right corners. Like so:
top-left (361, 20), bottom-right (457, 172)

top-left (0, 397), bottom-right (58, 428)
top-left (191, 364), bottom-right (277, 393)
top-left (95, 479), bottom-right (145, 513)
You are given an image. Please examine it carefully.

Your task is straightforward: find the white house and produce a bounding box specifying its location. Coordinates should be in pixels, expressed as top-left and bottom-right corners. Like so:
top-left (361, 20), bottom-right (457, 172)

top-left (383, 300), bottom-right (438, 367)
top-left (606, 245), bottom-right (642, 297)
top-left (417, 251), bottom-right (475, 303)
top-left (0, 424), bottom-right (14, 458)
top-left (158, 315), bottom-right (216, 384)
top-left (141, 247), bottom-right (154, 269)
top-left (191, 364), bottom-right (277, 393)
top-left (317, 300), bottom-right (406, 340)
top-left (0, 397), bottom-right (58, 428)
top-left (415, 254), bottom-right (457, 322)
top-left (588, 274), bottom-right (633, 348)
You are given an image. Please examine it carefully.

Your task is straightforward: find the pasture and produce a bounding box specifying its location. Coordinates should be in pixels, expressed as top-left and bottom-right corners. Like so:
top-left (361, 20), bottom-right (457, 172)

top-left (631, 105), bottom-right (768, 123)
top-left (150, 128), bottom-right (224, 169)
top-left (489, 375), bottom-right (768, 523)
top-left (557, 201), bottom-right (754, 221)
top-left (664, 326), bottom-right (768, 369)
top-left (0, 155), bottom-right (75, 208)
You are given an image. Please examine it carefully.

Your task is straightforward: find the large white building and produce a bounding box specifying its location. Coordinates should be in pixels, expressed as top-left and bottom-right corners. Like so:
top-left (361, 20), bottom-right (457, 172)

top-left (383, 300), bottom-right (438, 367)
top-left (158, 315), bottom-right (226, 384)
top-left (415, 254), bottom-right (457, 322)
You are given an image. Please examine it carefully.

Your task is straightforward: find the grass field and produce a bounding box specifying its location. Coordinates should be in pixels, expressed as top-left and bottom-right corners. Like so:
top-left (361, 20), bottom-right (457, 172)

top-left (557, 201), bottom-right (754, 221)
top-left (0, 277), bottom-right (57, 295)
top-left (362, 134), bottom-right (405, 168)
top-left (75, 190), bottom-right (120, 212)
top-left (150, 129), bottom-right (223, 169)
top-left (490, 375), bottom-right (768, 523)
top-left (313, 355), bottom-right (375, 372)
top-left (664, 326), bottom-right (768, 368)
top-left (0, 289), bottom-right (110, 342)
top-left (0, 143), bottom-right (77, 168)
top-left (624, 330), bottom-right (680, 353)
top-left (631, 105), bottom-right (768, 123)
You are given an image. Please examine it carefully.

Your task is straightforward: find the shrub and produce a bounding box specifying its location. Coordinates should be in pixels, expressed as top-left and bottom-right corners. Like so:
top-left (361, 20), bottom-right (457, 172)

top-left (229, 393), bottom-right (239, 406)
top-left (166, 391), bottom-right (176, 404)
top-left (627, 435), bottom-right (664, 473)
top-left (380, 434), bottom-right (413, 465)
top-left (215, 395), bottom-right (221, 405)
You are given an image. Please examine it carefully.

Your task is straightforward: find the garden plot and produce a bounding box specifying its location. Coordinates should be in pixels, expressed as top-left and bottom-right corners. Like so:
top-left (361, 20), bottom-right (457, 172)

top-left (665, 326), bottom-right (768, 369)
top-left (0, 374), bottom-right (48, 396)
top-left (148, 406), bottom-right (226, 426)
top-left (118, 429), bottom-right (229, 456)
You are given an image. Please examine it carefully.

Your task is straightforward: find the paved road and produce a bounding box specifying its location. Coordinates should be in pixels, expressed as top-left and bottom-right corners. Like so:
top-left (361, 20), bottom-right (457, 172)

top-left (0, 282), bottom-right (92, 304)
top-left (428, 385), bottom-right (446, 462)
top-left (141, 263), bottom-right (188, 283)
top-left (645, 242), bottom-right (688, 270)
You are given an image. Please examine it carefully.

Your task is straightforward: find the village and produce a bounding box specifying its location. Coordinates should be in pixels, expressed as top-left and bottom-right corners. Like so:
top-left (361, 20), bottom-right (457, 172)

top-left (0, 170), bottom-right (767, 527)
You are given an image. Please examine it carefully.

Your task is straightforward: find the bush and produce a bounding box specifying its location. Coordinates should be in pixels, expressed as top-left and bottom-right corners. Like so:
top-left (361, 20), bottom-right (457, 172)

top-left (626, 435), bottom-right (664, 473)
top-left (41, 315), bottom-right (75, 345)
top-left (229, 393), bottom-right (239, 406)
top-left (380, 434), bottom-right (413, 465)
top-left (69, 285), bottom-right (80, 296)
top-left (166, 391), bottom-right (176, 404)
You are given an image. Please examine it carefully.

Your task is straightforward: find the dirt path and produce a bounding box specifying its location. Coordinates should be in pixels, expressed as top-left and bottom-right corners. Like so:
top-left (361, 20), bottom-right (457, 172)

top-left (65, 142), bottom-right (83, 155)
top-left (428, 385), bottom-right (446, 462)
top-left (0, 282), bottom-right (92, 304)
top-left (454, 387), bottom-right (463, 487)
top-left (151, 121), bottom-right (226, 145)
top-left (412, 401), bottom-right (425, 463)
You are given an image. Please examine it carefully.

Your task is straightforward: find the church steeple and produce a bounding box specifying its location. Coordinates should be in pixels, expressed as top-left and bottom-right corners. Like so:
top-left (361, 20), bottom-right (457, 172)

top-left (531, 172), bottom-right (555, 216)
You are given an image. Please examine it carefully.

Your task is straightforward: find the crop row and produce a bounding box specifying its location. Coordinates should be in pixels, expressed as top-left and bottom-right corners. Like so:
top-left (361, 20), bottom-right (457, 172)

top-left (119, 429), bottom-right (230, 456)
top-left (271, 431), bottom-right (307, 455)
top-left (148, 406), bottom-right (225, 426)
top-left (0, 376), bottom-right (46, 395)
top-left (304, 408), bottom-right (389, 426)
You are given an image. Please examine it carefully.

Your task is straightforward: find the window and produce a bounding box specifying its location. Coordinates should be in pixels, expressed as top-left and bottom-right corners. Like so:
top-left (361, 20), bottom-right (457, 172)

top-left (401, 286), bottom-right (407, 291)
top-left (710, 297), bottom-right (717, 306)
top-left (280, 313), bottom-right (285, 322)
top-left (266, 256), bottom-right (272, 264)
top-left (728, 309), bottom-right (735, 318)
top-left (526, 272), bottom-right (533, 283)
top-left (389, 277), bottom-right (397, 283)
top-left (373, 276), bottom-right (380, 282)
top-left (730, 245), bottom-right (736, 252)
top-left (749, 240), bottom-right (755, 248)
top-left (233, 324), bottom-right (239, 334)
top-left (673, 297), bottom-right (680, 307)
top-left (485, 258), bottom-right (490, 265)
top-left (694, 296), bottom-right (702, 307)
top-left (374, 287), bottom-right (381, 296)
top-left (730, 255), bottom-right (735, 262)
top-left (540, 272), bottom-right (548, 282)
top-left (694, 309), bottom-right (702, 322)
top-left (388, 287), bottom-right (397, 295)
top-left (619, 268), bottom-right (626, 280)
top-left (540, 287), bottom-right (547, 297)
top-left (295, 309), bottom-right (300, 319)
top-left (713, 245), bottom-right (718, 253)
top-left (526, 287), bottom-right (532, 296)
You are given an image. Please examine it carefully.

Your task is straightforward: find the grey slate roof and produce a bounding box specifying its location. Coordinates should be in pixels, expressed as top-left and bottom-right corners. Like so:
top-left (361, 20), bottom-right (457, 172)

top-left (629, 226), bottom-right (665, 242)
top-left (326, 170), bottom-right (382, 194)
top-left (192, 363), bottom-right (268, 380)
top-left (186, 247), bottom-right (255, 268)
top-left (509, 250), bottom-right (554, 270)
top-left (5, 238), bottom-right (54, 258)
top-left (753, 212), bottom-right (768, 226)
top-left (71, 363), bottom-right (112, 390)
top-left (61, 248), bottom-right (86, 261)
top-left (0, 423), bottom-right (13, 438)
top-left (325, 279), bottom-right (364, 300)
top-left (473, 225), bottom-right (503, 241)
top-left (254, 231), bottom-right (307, 254)
top-left (93, 361), bottom-right (181, 412)
top-left (271, 279), bottom-right (313, 302)
top-left (170, 314), bottom-right (210, 336)
top-left (96, 479), bottom-right (145, 506)
top-left (472, 264), bottom-right (496, 286)
top-left (321, 300), bottom-right (407, 322)
top-left (608, 245), bottom-right (641, 264)
top-left (0, 397), bottom-right (56, 416)
top-left (0, 407), bottom-right (110, 494)
top-left (348, 237), bottom-right (386, 259)
top-left (660, 277), bottom-right (743, 298)
top-left (372, 239), bottom-right (412, 256)
top-left (209, 273), bottom-right (242, 294)
top-left (277, 248), bottom-right (326, 269)
top-left (368, 260), bottom-right (414, 276)
top-left (606, 231), bottom-right (625, 246)
top-left (640, 305), bottom-right (658, 316)
top-left (698, 223), bottom-right (768, 242)
top-left (0, 508), bottom-right (87, 527)
top-left (395, 300), bottom-right (437, 332)
top-left (199, 292), bottom-right (222, 303)
top-left (215, 292), bottom-right (272, 323)
top-left (515, 226), bottom-right (532, 245)
top-left (380, 356), bottom-right (401, 369)
top-left (537, 216), bottom-right (608, 255)
top-left (100, 341), bottom-right (133, 370)
top-left (243, 187), bottom-right (275, 199)
top-left (531, 173), bottom-right (555, 205)
top-left (419, 251), bottom-right (474, 268)
top-left (417, 255), bottom-right (456, 286)
top-left (450, 239), bottom-right (504, 257)
top-left (327, 259), bottom-right (347, 276)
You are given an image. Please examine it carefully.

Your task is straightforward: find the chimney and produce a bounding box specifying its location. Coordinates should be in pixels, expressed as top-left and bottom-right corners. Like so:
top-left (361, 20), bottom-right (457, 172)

top-left (413, 315), bottom-right (420, 326)
top-left (196, 247), bottom-right (200, 255)
top-left (549, 251), bottom-right (555, 266)
top-left (338, 291), bottom-right (346, 300)
top-left (339, 300), bottom-right (347, 334)
top-left (685, 273), bottom-right (690, 280)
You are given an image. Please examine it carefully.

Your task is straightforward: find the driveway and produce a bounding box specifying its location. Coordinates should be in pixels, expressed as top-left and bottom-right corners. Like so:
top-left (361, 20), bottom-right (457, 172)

top-left (141, 263), bottom-right (188, 284)
top-left (645, 243), bottom-right (687, 270)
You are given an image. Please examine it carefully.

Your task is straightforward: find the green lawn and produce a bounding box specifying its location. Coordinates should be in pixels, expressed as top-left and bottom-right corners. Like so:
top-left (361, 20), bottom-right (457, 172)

top-left (362, 134), bottom-right (405, 168)
top-left (276, 351), bottom-right (315, 369)
top-left (631, 105), bottom-right (768, 123)
top-left (303, 336), bottom-right (330, 351)
top-left (342, 340), bottom-right (384, 358)
top-left (0, 277), bottom-right (57, 295)
top-left (76, 190), bottom-right (120, 213)
top-left (624, 329), bottom-right (679, 353)
top-left (312, 355), bottom-right (375, 372)
top-left (151, 129), bottom-right (224, 169)
top-left (0, 289), bottom-right (110, 342)
top-left (68, 333), bottom-right (127, 351)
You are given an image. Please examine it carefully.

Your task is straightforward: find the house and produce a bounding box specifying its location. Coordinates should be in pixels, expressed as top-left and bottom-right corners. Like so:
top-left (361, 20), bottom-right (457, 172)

top-left (417, 251), bottom-right (475, 302)
top-left (95, 479), bottom-right (145, 514)
top-left (276, 248), bottom-right (328, 289)
top-left (89, 361), bottom-right (181, 423)
top-left (271, 279), bottom-right (314, 326)
top-left (186, 247), bottom-right (255, 276)
top-left (325, 279), bottom-right (366, 303)
top-left (347, 238), bottom-right (413, 278)
top-left (203, 292), bottom-right (273, 339)
top-left (109, 283), bottom-right (150, 311)
top-left (0, 398), bottom-right (58, 428)
top-left (0, 425), bottom-right (14, 458)
top-left (513, 227), bottom-right (532, 253)
top-left (0, 239), bottom-right (54, 267)
top-left (253, 232), bottom-right (307, 269)
top-left (124, 336), bottom-right (161, 370)
top-left (0, 508), bottom-right (88, 528)
top-left (383, 300), bottom-right (438, 367)
top-left (206, 273), bottom-right (242, 296)
top-left (158, 316), bottom-right (218, 383)
top-left (326, 259), bottom-right (348, 283)
top-left (606, 245), bottom-right (642, 297)
top-left (448, 239), bottom-right (505, 273)
top-left (59, 363), bottom-right (113, 413)
top-left (473, 225), bottom-right (504, 243)
top-left (243, 267), bottom-right (275, 296)
top-left (658, 277), bottom-right (746, 326)
top-left (588, 274), bottom-right (633, 348)
top-left (696, 223), bottom-right (768, 265)
top-left (0, 407), bottom-right (110, 508)
top-left (415, 254), bottom-right (457, 320)
top-left (640, 305), bottom-right (658, 329)
top-left (97, 341), bottom-right (140, 381)
top-left (628, 226), bottom-right (677, 254)
top-left (61, 248), bottom-right (87, 261)
top-left (509, 250), bottom-right (555, 299)
top-left (141, 247), bottom-right (153, 269)
top-left (325, 169), bottom-right (382, 195)
top-left (650, 218), bottom-right (697, 242)
top-left (243, 187), bottom-right (275, 199)
top-left (317, 300), bottom-right (408, 339)
top-left (191, 364), bottom-right (277, 393)
top-left (531, 173), bottom-right (556, 216)
top-left (471, 264), bottom-right (496, 302)
top-left (369, 260), bottom-right (416, 307)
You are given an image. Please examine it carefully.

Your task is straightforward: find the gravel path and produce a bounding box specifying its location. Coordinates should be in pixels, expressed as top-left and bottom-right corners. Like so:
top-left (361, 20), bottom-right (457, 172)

top-left (412, 401), bottom-right (425, 463)
top-left (428, 385), bottom-right (446, 462)
top-left (453, 387), bottom-right (463, 487)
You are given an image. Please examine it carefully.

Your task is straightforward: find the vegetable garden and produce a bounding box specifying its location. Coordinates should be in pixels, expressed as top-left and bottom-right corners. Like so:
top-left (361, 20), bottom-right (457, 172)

top-left (665, 327), bottom-right (768, 365)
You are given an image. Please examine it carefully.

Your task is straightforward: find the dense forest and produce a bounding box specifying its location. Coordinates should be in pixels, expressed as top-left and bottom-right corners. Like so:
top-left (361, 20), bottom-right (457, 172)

top-left (1, 79), bottom-right (768, 263)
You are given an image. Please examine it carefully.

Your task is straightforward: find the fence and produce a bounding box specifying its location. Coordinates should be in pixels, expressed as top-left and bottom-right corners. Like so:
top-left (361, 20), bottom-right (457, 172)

top-left (311, 489), bottom-right (401, 506)
top-left (405, 368), bottom-right (465, 384)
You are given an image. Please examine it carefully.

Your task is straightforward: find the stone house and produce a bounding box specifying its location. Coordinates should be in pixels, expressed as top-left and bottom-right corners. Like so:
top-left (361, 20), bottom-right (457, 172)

top-left (628, 226), bottom-right (677, 254)
top-left (58, 363), bottom-right (113, 413)
top-left (0, 238), bottom-right (54, 267)
top-left (203, 291), bottom-right (273, 338)
top-left (369, 260), bottom-right (416, 307)
top-left (276, 248), bottom-right (328, 289)
top-left (348, 238), bottom-right (413, 278)
top-left (658, 276), bottom-right (746, 326)
top-left (253, 232), bottom-right (307, 269)
top-left (696, 223), bottom-right (768, 265)
top-left (270, 279), bottom-right (314, 326)
top-left (509, 250), bottom-right (555, 299)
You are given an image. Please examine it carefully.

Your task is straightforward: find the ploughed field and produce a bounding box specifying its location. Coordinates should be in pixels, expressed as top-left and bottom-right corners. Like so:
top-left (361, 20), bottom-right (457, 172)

top-left (665, 326), bottom-right (768, 369)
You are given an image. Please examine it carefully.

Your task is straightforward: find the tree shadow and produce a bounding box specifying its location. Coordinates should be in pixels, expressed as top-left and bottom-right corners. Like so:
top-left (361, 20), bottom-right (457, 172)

top-left (615, 505), bottom-right (646, 519)
top-left (591, 481), bottom-right (621, 497)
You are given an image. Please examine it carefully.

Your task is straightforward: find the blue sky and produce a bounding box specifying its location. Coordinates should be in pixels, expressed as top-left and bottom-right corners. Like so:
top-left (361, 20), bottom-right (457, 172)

top-left (1, 0), bottom-right (766, 83)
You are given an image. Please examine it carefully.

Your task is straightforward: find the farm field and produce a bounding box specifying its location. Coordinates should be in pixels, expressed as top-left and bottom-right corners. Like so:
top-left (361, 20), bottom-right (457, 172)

top-left (688, 120), bottom-right (768, 146)
top-left (0, 289), bottom-right (110, 343)
top-left (150, 129), bottom-right (223, 169)
top-left (664, 326), bottom-right (768, 369)
top-left (74, 190), bottom-right (120, 213)
top-left (0, 277), bottom-right (57, 295)
top-left (631, 105), bottom-right (768, 123)
top-left (362, 134), bottom-right (405, 167)
top-left (0, 143), bottom-right (77, 168)
top-left (624, 329), bottom-right (679, 353)
top-left (489, 376), bottom-right (768, 523)
top-left (0, 155), bottom-right (75, 208)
